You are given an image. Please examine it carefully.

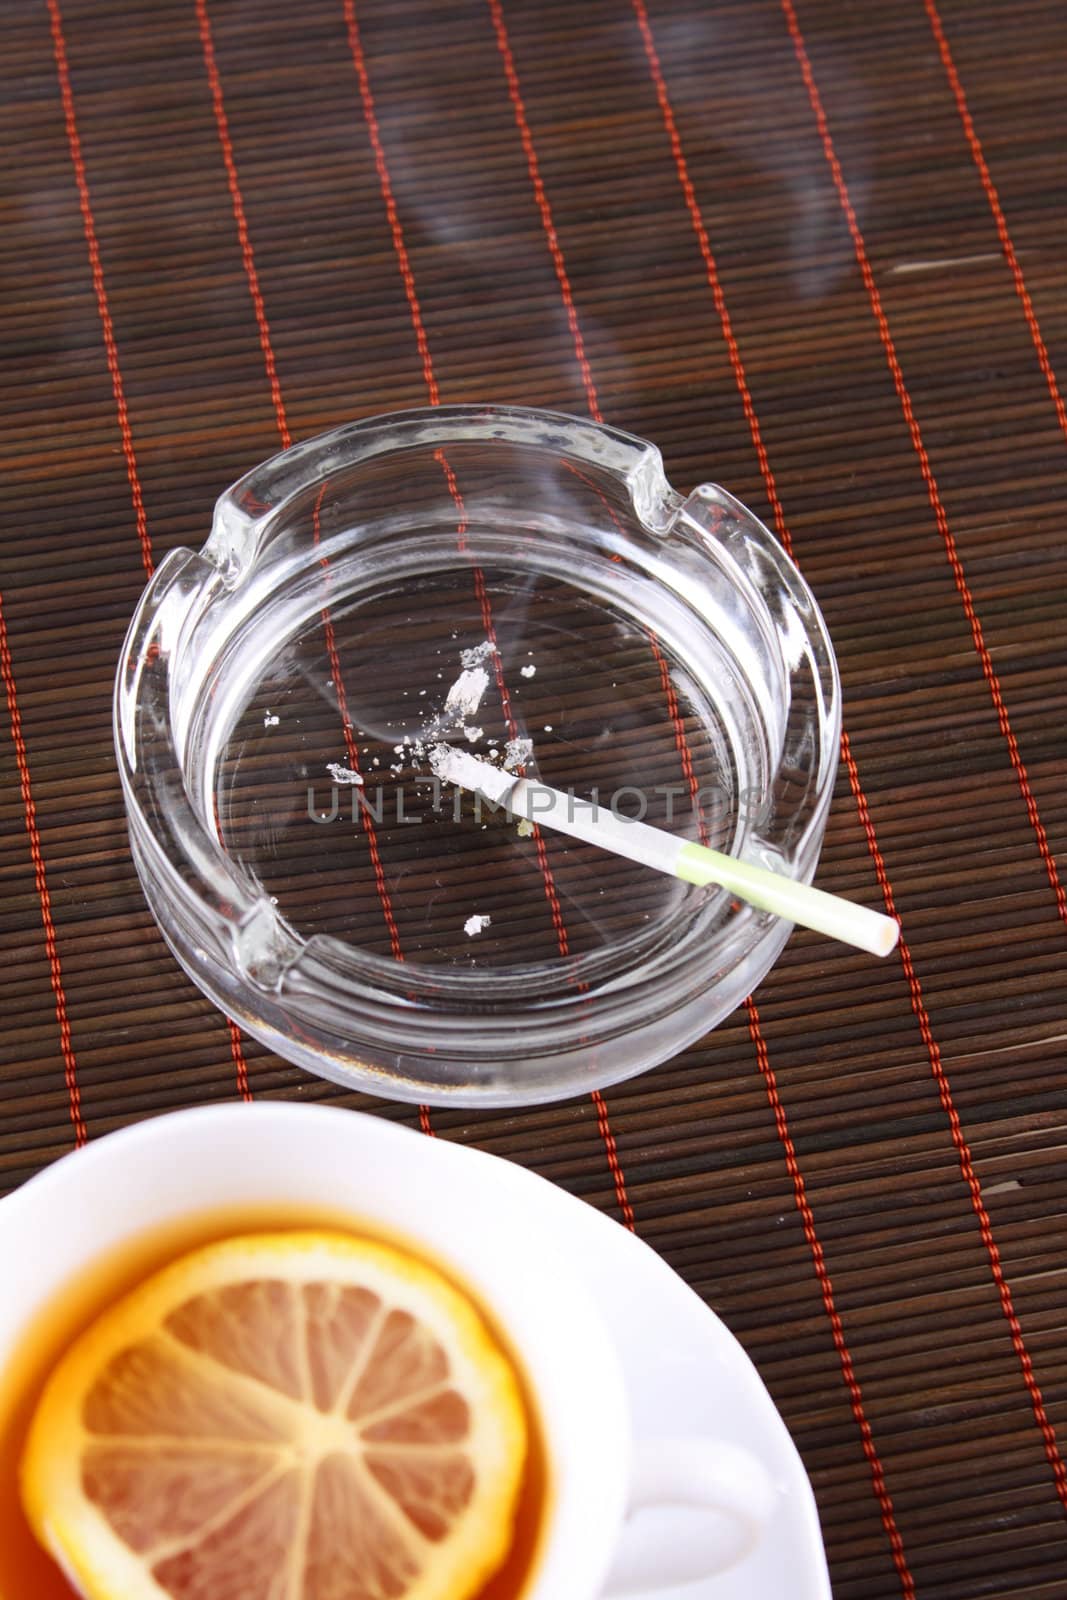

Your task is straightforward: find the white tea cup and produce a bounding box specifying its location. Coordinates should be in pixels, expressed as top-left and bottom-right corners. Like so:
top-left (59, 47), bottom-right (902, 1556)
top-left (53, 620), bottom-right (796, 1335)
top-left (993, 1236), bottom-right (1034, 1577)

top-left (0, 1103), bottom-right (776, 1596)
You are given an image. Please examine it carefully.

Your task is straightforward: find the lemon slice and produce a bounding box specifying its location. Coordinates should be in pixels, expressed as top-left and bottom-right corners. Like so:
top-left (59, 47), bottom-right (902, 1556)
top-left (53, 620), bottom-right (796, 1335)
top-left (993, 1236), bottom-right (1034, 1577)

top-left (21, 1231), bottom-right (528, 1600)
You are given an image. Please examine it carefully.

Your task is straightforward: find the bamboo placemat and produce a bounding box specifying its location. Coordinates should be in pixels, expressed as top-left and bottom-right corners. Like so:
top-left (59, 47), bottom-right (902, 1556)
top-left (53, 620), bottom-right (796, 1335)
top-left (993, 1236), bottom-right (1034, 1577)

top-left (3, 1), bottom-right (1066, 1594)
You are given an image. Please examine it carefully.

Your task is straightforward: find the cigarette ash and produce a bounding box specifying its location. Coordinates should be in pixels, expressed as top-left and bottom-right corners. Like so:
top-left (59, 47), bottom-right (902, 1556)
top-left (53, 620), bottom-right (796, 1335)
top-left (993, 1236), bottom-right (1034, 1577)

top-left (326, 762), bottom-right (364, 786)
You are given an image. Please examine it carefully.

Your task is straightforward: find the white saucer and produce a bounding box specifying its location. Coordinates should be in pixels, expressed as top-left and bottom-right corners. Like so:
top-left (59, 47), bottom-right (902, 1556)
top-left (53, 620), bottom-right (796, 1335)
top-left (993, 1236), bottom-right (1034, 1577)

top-left (509, 1166), bottom-right (832, 1599)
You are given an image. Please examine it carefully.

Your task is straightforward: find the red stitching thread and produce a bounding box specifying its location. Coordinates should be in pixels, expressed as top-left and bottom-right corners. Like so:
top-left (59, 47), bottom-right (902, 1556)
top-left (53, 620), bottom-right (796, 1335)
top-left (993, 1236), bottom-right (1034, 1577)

top-left (590, 1089), bottom-right (637, 1230)
top-left (344, 0), bottom-right (633, 1208)
top-left (203, 807), bottom-right (254, 1103)
top-left (50, 0), bottom-right (254, 1105)
top-left (656, 617), bottom-right (915, 1556)
top-left (312, 489), bottom-right (405, 967)
top-left (343, 0), bottom-right (439, 409)
top-left (317, 597), bottom-right (405, 967)
top-left (315, 496), bottom-right (435, 1129)
top-left (0, 593), bottom-right (87, 1146)
top-left (487, 0), bottom-right (601, 422)
top-left (196, 0), bottom-right (291, 449)
top-left (630, 0), bottom-right (789, 543)
top-left (923, 0), bottom-right (1067, 447)
top-left (197, 7), bottom-right (426, 1119)
top-left (429, 450), bottom-right (573, 960)
top-left (630, 2), bottom-right (916, 1584)
top-left (781, 0), bottom-right (1067, 933)
top-left (647, 633), bottom-right (701, 825)
top-left (47, 0), bottom-right (153, 583)
top-left (227, 1020), bottom-right (252, 1103)
top-left (745, 996), bottom-right (914, 1585)
top-left (430, 457), bottom-right (574, 1145)
top-left (655, 628), bottom-right (915, 1573)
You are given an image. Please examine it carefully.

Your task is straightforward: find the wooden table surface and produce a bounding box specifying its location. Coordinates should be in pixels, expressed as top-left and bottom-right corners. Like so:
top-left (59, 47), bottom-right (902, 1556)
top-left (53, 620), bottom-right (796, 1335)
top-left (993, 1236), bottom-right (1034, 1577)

top-left (3, 1), bottom-right (1067, 1595)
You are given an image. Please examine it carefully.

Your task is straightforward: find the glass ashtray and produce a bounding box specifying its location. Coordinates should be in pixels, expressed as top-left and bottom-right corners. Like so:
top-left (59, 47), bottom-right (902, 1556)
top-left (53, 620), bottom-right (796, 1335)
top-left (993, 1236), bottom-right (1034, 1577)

top-left (115, 405), bottom-right (840, 1106)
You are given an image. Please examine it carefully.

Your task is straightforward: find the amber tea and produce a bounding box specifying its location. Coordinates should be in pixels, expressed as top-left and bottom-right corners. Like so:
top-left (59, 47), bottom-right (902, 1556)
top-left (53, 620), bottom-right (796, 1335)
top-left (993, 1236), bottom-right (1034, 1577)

top-left (0, 1203), bottom-right (549, 1600)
